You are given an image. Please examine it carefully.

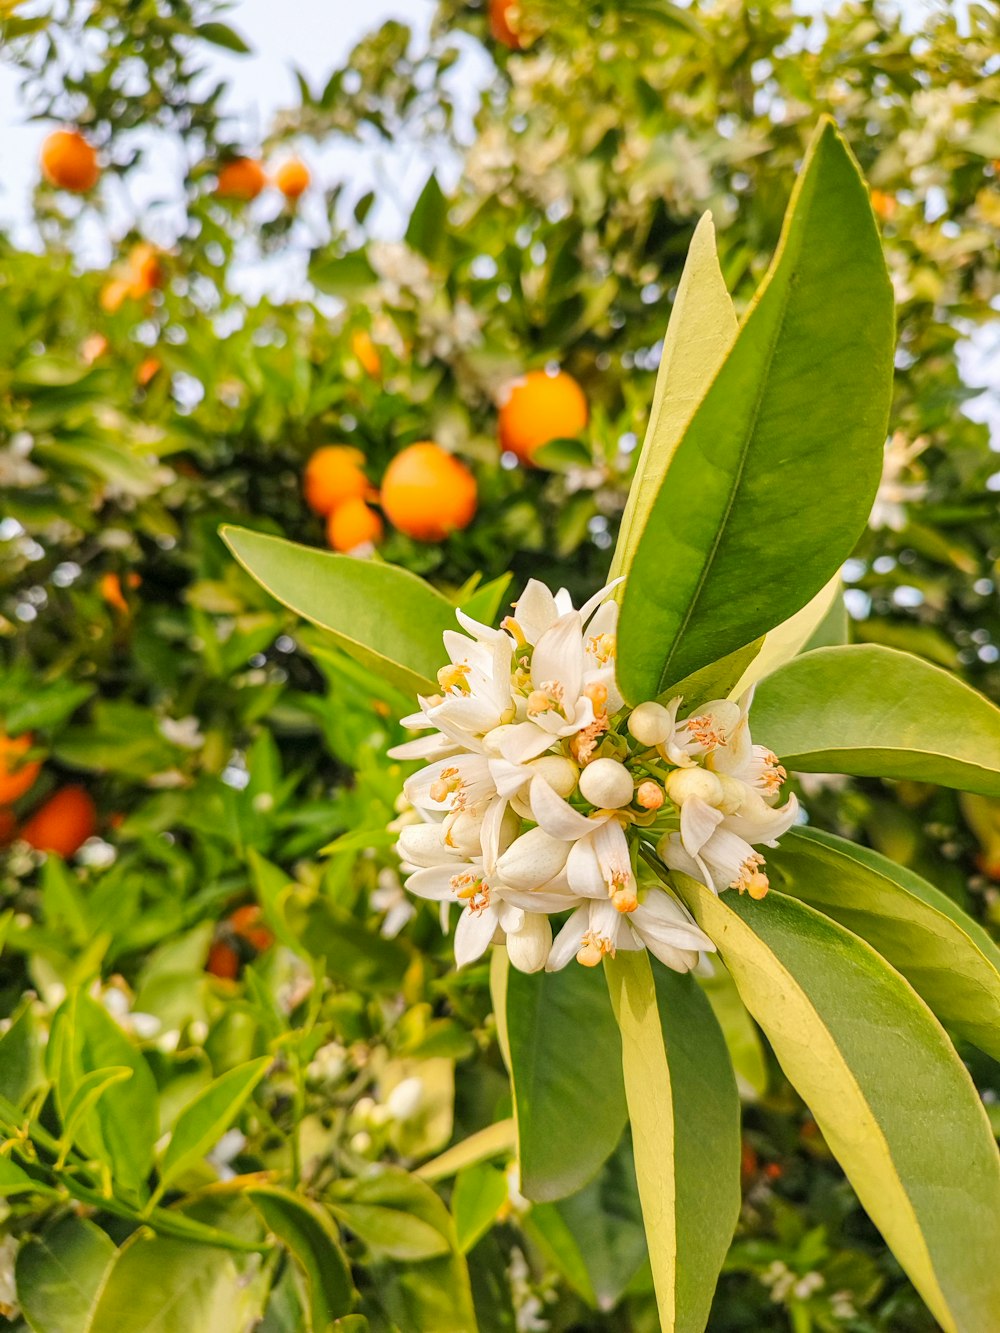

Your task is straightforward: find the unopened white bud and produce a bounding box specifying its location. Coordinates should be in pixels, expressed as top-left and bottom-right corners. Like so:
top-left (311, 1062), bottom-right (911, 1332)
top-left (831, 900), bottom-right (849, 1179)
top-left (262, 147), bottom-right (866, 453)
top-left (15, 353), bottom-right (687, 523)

top-left (716, 774), bottom-right (747, 816)
top-left (579, 758), bottom-right (634, 809)
top-left (442, 809), bottom-right (483, 856)
top-left (628, 701), bottom-right (674, 746)
top-left (397, 822), bottom-right (451, 868)
top-left (386, 1076), bottom-right (424, 1122)
top-left (506, 914), bottom-right (553, 973)
top-left (483, 724), bottom-right (516, 755)
top-left (527, 754), bottom-right (579, 799)
top-left (665, 767), bottom-right (724, 808)
top-left (496, 827), bottom-right (570, 890)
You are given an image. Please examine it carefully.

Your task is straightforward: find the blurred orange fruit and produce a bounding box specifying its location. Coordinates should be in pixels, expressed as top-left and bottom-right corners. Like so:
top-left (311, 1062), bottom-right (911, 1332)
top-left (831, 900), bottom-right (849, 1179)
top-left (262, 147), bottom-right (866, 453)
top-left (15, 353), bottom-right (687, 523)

top-left (0, 809), bottom-right (16, 845)
top-left (381, 442), bottom-right (478, 542)
top-left (303, 445), bottom-right (369, 516)
top-left (498, 368), bottom-right (588, 464)
top-left (100, 571), bottom-right (142, 614)
top-left (229, 904), bottom-right (274, 952)
top-left (351, 329), bottom-right (382, 378)
top-left (136, 356), bottom-right (161, 387)
top-left (100, 278), bottom-right (131, 314)
top-left (870, 189), bottom-right (897, 221)
top-left (41, 129), bottom-right (100, 192)
top-left (275, 158), bottom-right (310, 200)
top-left (216, 157), bottom-right (267, 201)
top-left (0, 732), bottom-right (41, 805)
top-left (126, 242), bottom-right (164, 297)
top-left (327, 497), bottom-right (384, 552)
top-left (489, 0), bottom-right (524, 48)
top-left (21, 785), bottom-right (98, 858)
top-left (206, 940), bottom-right (240, 980)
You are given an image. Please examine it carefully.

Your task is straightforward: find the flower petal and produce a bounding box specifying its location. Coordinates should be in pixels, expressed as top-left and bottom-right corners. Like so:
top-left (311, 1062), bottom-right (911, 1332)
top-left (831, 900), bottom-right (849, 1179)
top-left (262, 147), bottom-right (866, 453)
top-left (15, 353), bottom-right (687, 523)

top-left (404, 865), bottom-right (460, 901)
top-left (454, 905), bottom-right (500, 967)
top-left (531, 611), bottom-right (584, 702)
top-left (545, 906), bottom-right (590, 971)
top-left (529, 776), bottom-right (607, 840)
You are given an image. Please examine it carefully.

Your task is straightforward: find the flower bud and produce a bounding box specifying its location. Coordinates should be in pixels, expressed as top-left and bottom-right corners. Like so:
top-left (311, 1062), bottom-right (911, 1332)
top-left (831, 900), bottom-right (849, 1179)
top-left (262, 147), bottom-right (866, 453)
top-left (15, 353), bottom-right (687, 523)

top-left (528, 754), bottom-right (579, 799)
top-left (386, 1076), bottom-right (424, 1121)
top-left (397, 822), bottom-right (452, 868)
top-left (665, 767), bottom-right (724, 808)
top-left (506, 913), bottom-right (552, 973)
top-left (442, 809), bottom-right (484, 855)
top-left (495, 827), bottom-right (570, 890)
top-left (627, 700), bottom-right (674, 746)
top-left (579, 758), bottom-right (634, 809)
top-left (635, 780), bottom-right (664, 811)
top-left (716, 773), bottom-right (747, 816)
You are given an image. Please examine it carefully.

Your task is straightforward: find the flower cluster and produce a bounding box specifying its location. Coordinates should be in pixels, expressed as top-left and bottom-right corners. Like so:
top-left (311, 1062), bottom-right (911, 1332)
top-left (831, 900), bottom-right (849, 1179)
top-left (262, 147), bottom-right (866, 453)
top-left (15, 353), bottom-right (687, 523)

top-left (390, 580), bottom-right (799, 974)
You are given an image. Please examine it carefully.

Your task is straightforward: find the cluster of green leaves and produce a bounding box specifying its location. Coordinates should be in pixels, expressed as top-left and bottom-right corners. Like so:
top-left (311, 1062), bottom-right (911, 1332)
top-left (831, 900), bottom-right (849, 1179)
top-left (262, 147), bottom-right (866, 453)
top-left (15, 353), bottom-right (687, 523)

top-left (1, 0), bottom-right (999, 1329)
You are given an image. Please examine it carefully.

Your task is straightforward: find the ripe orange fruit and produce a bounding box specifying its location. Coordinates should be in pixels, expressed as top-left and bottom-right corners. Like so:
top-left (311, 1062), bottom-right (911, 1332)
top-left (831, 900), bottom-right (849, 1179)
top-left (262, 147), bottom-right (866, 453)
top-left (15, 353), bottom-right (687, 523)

top-left (489, 0), bottom-right (524, 48)
top-left (126, 242), bottom-right (163, 298)
top-left (206, 940), bottom-right (240, 980)
top-left (100, 571), bottom-right (141, 614)
top-left (327, 497), bottom-right (384, 552)
top-left (136, 356), bottom-right (161, 387)
top-left (0, 809), bottom-right (17, 845)
top-left (303, 445), bottom-right (369, 516)
top-left (228, 905), bottom-right (274, 953)
top-left (381, 442), bottom-right (478, 542)
top-left (350, 329), bottom-right (382, 378)
top-left (215, 157), bottom-right (267, 201)
top-left (0, 732), bottom-right (42, 805)
top-left (275, 158), bottom-right (310, 200)
top-left (20, 786), bottom-right (98, 858)
top-left (498, 368), bottom-right (588, 465)
top-left (40, 129), bottom-right (100, 192)
top-left (870, 189), bottom-right (897, 221)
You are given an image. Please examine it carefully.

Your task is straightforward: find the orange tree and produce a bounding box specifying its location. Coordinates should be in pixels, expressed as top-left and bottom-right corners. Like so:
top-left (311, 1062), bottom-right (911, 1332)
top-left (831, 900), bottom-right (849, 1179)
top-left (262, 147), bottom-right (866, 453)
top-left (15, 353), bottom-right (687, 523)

top-left (0, 1), bottom-right (998, 1329)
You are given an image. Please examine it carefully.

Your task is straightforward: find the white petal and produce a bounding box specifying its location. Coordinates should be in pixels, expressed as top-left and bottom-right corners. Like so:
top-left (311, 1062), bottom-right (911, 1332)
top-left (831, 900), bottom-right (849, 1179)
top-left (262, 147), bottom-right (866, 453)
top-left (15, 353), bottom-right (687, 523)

top-left (397, 823), bottom-right (455, 869)
top-left (454, 906), bottom-right (500, 967)
top-left (566, 836), bottom-right (607, 899)
top-left (532, 612), bottom-right (584, 703)
top-left (505, 913), bottom-right (553, 974)
top-left (404, 865), bottom-right (460, 901)
top-left (631, 890), bottom-right (715, 954)
top-left (545, 906), bottom-right (590, 971)
top-left (513, 580), bottom-right (559, 643)
top-left (497, 901), bottom-right (525, 934)
top-left (496, 722), bottom-right (555, 765)
top-left (455, 608), bottom-right (504, 643)
top-left (578, 577), bottom-right (624, 626)
top-left (495, 826), bottom-right (570, 890)
top-left (659, 833), bottom-right (714, 891)
top-left (680, 796), bottom-right (725, 857)
top-left (529, 777), bottom-right (607, 840)
top-left (387, 734), bottom-right (458, 762)
top-left (488, 757), bottom-right (531, 800)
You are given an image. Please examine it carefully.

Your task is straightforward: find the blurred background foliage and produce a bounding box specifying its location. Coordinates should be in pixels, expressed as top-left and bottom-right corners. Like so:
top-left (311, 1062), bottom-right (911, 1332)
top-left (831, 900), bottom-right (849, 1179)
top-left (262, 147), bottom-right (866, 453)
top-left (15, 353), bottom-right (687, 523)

top-left (1, 0), bottom-right (999, 1328)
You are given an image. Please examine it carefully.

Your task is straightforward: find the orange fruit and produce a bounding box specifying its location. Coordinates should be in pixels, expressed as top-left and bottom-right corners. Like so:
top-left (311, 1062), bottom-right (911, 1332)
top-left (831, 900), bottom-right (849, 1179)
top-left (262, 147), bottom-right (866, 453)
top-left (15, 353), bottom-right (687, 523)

top-left (489, 0), bottom-right (524, 48)
top-left (498, 368), bottom-right (588, 465)
top-left (20, 785), bottom-right (98, 858)
top-left (136, 356), bottom-right (161, 387)
top-left (350, 329), bottom-right (382, 378)
top-left (381, 442), bottom-right (478, 542)
top-left (228, 905), bottom-right (274, 953)
top-left (275, 158), bottom-right (310, 200)
top-left (303, 445), bottom-right (369, 516)
top-left (0, 732), bottom-right (41, 805)
top-left (126, 242), bottom-right (164, 298)
top-left (215, 157), bottom-right (267, 201)
top-left (870, 189), bottom-right (897, 221)
top-left (40, 129), bottom-right (100, 192)
top-left (327, 497), bottom-right (383, 552)
top-left (100, 278), bottom-right (131, 313)
top-left (100, 571), bottom-right (141, 614)
top-left (206, 940), bottom-right (240, 980)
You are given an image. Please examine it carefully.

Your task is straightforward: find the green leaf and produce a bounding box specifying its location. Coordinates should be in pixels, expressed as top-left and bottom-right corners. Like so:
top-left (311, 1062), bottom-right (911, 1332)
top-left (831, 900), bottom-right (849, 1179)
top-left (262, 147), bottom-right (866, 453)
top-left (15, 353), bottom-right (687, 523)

top-left (751, 644), bottom-right (1000, 794)
top-left (221, 526), bottom-right (455, 697)
top-left (0, 1000), bottom-right (45, 1106)
top-left (416, 1119), bottom-right (516, 1183)
top-left (405, 173), bottom-right (448, 260)
top-left (247, 1185), bottom-right (355, 1326)
top-left (17, 1216), bottom-right (115, 1333)
top-left (458, 572), bottom-right (513, 629)
top-left (50, 992), bottom-right (157, 1199)
top-left (196, 20), bottom-right (252, 52)
top-left (769, 827), bottom-right (1000, 1061)
top-left (617, 119), bottom-right (894, 699)
top-left (331, 1168), bottom-right (455, 1261)
top-left (605, 952), bottom-right (740, 1332)
top-left (495, 950), bottom-right (628, 1202)
top-left (155, 1057), bottom-right (270, 1200)
top-left (676, 876), bottom-right (1000, 1333)
top-left (83, 1233), bottom-right (268, 1333)
top-left (452, 1163), bottom-right (509, 1253)
top-left (58, 1066), bottom-right (134, 1164)
top-left (0, 1155), bottom-right (57, 1198)
top-left (730, 574), bottom-right (842, 698)
top-left (610, 211), bottom-right (737, 585)
top-left (665, 638), bottom-right (763, 712)
top-left (697, 962), bottom-right (767, 1099)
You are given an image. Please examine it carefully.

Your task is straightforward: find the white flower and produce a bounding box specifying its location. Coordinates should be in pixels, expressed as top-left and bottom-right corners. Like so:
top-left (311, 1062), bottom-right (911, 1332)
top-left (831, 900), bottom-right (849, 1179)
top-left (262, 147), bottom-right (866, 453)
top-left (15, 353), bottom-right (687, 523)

top-left (547, 891), bottom-right (713, 973)
top-left (869, 431), bottom-right (930, 532)
top-left (371, 868), bottom-right (416, 939)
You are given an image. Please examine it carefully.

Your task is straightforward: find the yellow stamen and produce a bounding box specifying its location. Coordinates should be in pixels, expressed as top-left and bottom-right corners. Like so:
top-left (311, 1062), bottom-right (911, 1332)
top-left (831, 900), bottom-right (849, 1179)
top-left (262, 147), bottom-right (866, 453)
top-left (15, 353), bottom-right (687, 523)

top-left (576, 932), bottom-right (614, 967)
top-left (437, 663), bottom-right (471, 695)
top-left (583, 681), bottom-right (608, 716)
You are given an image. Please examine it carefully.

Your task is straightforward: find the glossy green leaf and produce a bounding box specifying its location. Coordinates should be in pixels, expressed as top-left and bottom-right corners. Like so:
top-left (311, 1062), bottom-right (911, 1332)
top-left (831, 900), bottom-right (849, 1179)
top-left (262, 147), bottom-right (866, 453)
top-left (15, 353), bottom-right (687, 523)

top-left (0, 1000), bottom-right (44, 1106)
top-left (405, 172), bottom-right (448, 261)
top-left (495, 950), bottom-right (627, 1202)
top-left (617, 120), bottom-right (894, 699)
top-left (751, 644), bottom-right (1000, 794)
top-left (731, 574), bottom-right (842, 698)
top-left (0, 1155), bottom-right (57, 1198)
top-left (606, 952), bottom-right (740, 1332)
top-left (697, 962), bottom-right (767, 1099)
top-left (154, 1056), bottom-right (270, 1200)
top-left (676, 876), bottom-right (1000, 1333)
top-left (330, 1168), bottom-right (455, 1261)
top-left (58, 1066), bottom-right (134, 1164)
top-left (83, 1233), bottom-right (268, 1333)
top-left (17, 1216), bottom-right (115, 1333)
top-left (610, 211), bottom-right (737, 585)
top-left (416, 1118), bottom-right (516, 1183)
top-left (458, 572), bottom-right (513, 628)
top-left (49, 991), bottom-right (157, 1200)
top-left (769, 827), bottom-right (1000, 1060)
top-left (247, 1185), bottom-right (355, 1327)
top-left (221, 525), bottom-right (455, 697)
top-left (452, 1163), bottom-right (509, 1253)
